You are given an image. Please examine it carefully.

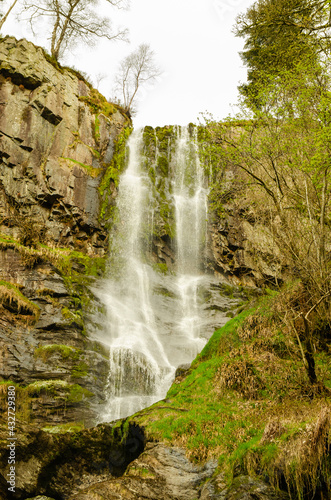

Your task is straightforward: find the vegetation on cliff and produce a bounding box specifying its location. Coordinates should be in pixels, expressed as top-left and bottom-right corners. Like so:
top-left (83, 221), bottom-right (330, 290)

top-left (132, 290), bottom-right (331, 498)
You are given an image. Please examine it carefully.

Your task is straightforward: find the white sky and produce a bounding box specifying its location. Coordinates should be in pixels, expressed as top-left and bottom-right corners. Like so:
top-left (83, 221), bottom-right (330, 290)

top-left (1, 0), bottom-right (253, 128)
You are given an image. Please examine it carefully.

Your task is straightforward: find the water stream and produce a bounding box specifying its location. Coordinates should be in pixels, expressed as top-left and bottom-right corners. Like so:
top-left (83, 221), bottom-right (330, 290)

top-left (92, 126), bottom-right (237, 422)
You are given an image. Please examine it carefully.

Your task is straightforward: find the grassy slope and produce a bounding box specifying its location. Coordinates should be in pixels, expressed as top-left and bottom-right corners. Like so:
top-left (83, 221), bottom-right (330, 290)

top-left (132, 291), bottom-right (331, 498)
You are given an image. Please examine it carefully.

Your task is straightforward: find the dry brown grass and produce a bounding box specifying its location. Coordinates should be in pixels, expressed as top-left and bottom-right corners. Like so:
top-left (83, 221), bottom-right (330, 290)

top-left (215, 358), bottom-right (264, 399)
top-left (0, 281), bottom-right (40, 324)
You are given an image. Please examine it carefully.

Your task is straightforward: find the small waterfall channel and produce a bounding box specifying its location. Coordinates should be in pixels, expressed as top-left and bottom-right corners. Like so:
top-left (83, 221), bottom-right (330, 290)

top-left (93, 126), bottom-right (236, 422)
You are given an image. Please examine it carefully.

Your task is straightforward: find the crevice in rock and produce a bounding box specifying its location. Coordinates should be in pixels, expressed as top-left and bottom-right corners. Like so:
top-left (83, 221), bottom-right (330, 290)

top-left (0, 129), bottom-right (34, 153)
top-left (0, 68), bottom-right (42, 90)
top-left (41, 107), bottom-right (63, 126)
top-left (19, 144), bottom-right (33, 152)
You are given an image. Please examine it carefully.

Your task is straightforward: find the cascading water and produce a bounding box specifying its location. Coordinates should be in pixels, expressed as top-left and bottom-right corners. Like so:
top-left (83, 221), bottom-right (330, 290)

top-left (94, 130), bottom-right (174, 420)
top-left (92, 126), bottom-right (237, 422)
top-left (173, 126), bottom-right (208, 360)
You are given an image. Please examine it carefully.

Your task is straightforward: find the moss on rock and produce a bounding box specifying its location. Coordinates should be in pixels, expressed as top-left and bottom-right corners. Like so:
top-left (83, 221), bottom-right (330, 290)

top-left (0, 280), bottom-right (40, 321)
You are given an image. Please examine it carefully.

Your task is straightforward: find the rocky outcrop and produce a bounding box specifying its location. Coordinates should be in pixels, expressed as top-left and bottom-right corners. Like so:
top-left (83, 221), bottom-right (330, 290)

top-left (0, 36), bottom-right (130, 426)
top-left (0, 36), bottom-right (128, 253)
top-left (0, 421), bottom-right (145, 499)
top-left (69, 443), bottom-right (218, 500)
top-left (208, 207), bottom-right (284, 287)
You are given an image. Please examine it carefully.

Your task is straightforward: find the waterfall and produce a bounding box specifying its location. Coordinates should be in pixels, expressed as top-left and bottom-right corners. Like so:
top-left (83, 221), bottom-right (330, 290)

top-left (93, 126), bottom-right (228, 422)
top-left (173, 126), bottom-right (208, 360)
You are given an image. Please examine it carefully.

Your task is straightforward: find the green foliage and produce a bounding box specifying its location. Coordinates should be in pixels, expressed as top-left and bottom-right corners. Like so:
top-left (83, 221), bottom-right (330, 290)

top-left (200, 64), bottom-right (331, 375)
top-left (79, 88), bottom-right (117, 117)
top-left (99, 125), bottom-right (132, 222)
top-left (234, 0), bottom-right (328, 107)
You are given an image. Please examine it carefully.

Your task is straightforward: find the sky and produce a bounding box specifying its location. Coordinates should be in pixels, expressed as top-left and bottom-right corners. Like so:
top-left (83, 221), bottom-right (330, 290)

top-left (1, 0), bottom-right (253, 128)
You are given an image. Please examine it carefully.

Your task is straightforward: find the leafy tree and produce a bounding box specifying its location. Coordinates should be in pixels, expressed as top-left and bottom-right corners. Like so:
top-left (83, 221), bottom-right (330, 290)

top-left (235, 0), bottom-right (331, 107)
top-left (21, 0), bottom-right (129, 60)
top-left (201, 60), bottom-right (331, 386)
top-left (114, 43), bottom-right (161, 114)
top-left (0, 0), bottom-right (19, 30)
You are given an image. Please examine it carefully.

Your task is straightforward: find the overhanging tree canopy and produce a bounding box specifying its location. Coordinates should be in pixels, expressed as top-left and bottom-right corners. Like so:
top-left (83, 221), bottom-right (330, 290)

top-left (235, 0), bottom-right (331, 107)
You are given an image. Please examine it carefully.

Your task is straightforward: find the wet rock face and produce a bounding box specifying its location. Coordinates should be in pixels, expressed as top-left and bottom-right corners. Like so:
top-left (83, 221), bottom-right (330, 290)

top-left (0, 36), bottom-right (126, 255)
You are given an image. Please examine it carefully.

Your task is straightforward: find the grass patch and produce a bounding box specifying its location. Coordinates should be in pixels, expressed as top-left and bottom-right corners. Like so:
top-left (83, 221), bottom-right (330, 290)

top-left (131, 290), bottom-right (331, 498)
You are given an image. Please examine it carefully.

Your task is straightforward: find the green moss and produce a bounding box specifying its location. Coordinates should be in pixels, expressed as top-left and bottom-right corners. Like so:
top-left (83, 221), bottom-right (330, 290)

top-left (42, 421), bottom-right (85, 434)
top-left (129, 466), bottom-right (156, 478)
top-left (68, 130), bottom-right (101, 159)
top-left (60, 157), bottom-right (101, 178)
top-left (26, 380), bottom-right (93, 402)
top-left (61, 306), bottom-right (84, 328)
top-left (79, 88), bottom-right (117, 118)
top-left (141, 125), bottom-right (178, 240)
top-left (0, 380), bottom-right (31, 422)
top-left (155, 125), bottom-right (175, 153)
top-left (157, 155), bottom-right (169, 176)
top-left (71, 362), bottom-right (89, 379)
top-left (152, 262), bottom-right (168, 275)
top-left (95, 114), bottom-right (100, 143)
top-left (67, 384), bottom-right (94, 403)
top-left (99, 125), bottom-right (132, 222)
top-left (34, 344), bottom-right (82, 363)
top-left (148, 166), bottom-right (156, 184)
top-left (26, 379), bottom-right (70, 396)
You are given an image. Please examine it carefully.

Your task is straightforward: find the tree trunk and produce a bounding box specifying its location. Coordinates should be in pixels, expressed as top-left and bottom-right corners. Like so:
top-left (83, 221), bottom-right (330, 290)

top-left (302, 315), bottom-right (317, 385)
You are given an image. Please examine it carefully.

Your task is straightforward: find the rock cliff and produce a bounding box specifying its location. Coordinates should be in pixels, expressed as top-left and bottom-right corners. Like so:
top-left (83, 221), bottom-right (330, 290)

top-left (0, 36), bottom-right (130, 426)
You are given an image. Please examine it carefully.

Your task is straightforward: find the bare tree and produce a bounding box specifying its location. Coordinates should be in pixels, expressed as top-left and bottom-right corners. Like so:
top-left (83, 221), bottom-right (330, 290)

top-left (94, 72), bottom-right (107, 89)
top-left (0, 0), bottom-right (19, 30)
top-left (21, 0), bottom-right (129, 60)
top-left (114, 43), bottom-right (161, 113)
